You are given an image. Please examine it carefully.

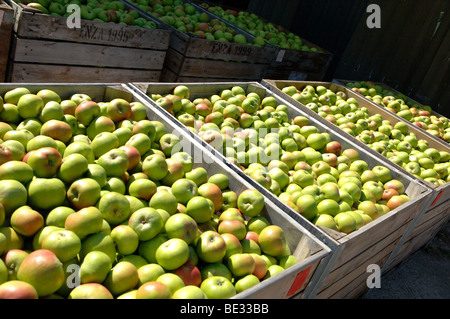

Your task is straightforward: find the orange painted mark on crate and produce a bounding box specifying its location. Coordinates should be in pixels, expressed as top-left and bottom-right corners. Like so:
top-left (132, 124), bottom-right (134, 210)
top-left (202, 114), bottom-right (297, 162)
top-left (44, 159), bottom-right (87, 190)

top-left (286, 266), bottom-right (312, 297)
top-left (431, 190), bottom-right (444, 207)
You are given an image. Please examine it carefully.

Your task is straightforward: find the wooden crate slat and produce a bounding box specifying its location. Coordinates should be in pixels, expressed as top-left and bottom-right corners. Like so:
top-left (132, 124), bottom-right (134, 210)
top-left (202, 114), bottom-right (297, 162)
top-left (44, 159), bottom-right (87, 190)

top-left (11, 37), bottom-right (166, 70)
top-left (8, 63), bottom-right (161, 82)
top-left (0, 1), bottom-right (13, 82)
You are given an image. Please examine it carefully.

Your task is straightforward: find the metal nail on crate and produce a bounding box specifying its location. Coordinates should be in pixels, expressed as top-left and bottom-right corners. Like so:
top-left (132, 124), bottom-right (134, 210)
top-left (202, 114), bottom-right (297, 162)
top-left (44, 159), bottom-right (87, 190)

top-left (0, 82), bottom-right (332, 299)
top-left (127, 81), bottom-right (432, 299)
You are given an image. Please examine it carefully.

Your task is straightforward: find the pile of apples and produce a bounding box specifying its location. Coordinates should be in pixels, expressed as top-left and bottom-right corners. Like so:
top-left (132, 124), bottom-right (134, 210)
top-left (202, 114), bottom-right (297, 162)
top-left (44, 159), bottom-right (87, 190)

top-left (0, 86), bottom-right (299, 299)
top-left (345, 81), bottom-right (450, 143)
top-left (199, 2), bottom-right (319, 51)
top-left (16, 0), bottom-right (158, 28)
top-left (128, 0), bottom-right (252, 44)
top-left (280, 84), bottom-right (450, 187)
top-left (149, 85), bottom-right (411, 235)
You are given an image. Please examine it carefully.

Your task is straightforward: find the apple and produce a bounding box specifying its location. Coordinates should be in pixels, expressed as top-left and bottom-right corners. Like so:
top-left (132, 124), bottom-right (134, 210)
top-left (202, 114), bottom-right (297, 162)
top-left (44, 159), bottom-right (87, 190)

top-left (156, 272), bottom-right (185, 295)
top-left (97, 148), bottom-right (129, 177)
top-left (91, 132), bottom-right (120, 159)
top-left (149, 190), bottom-right (178, 216)
top-left (41, 229), bottom-right (81, 262)
top-left (218, 219), bottom-right (247, 241)
top-left (17, 94), bottom-right (44, 119)
top-left (2, 249), bottom-right (28, 280)
top-left (74, 101), bottom-right (101, 126)
top-left (63, 141), bottom-right (95, 164)
top-left (235, 274), bottom-right (260, 294)
top-left (137, 263), bottom-right (165, 286)
top-left (200, 276), bottom-right (236, 299)
top-left (64, 206), bottom-right (104, 240)
top-left (111, 226), bottom-right (140, 257)
top-left (164, 213), bottom-right (199, 245)
top-left (0, 160), bottom-right (34, 185)
top-left (170, 178), bottom-right (198, 205)
top-left (136, 281), bottom-right (171, 299)
top-left (196, 231), bottom-right (227, 263)
top-left (68, 283), bottom-right (114, 299)
top-left (128, 207), bottom-right (164, 241)
top-left (172, 285), bottom-right (207, 299)
top-left (45, 206), bottom-right (75, 228)
top-left (155, 238), bottom-right (190, 271)
top-left (4, 87), bottom-right (31, 104)
top-left (26, 146), bottom-right (62, 178)
top-left (40, 119), bottom-right (72, 144)
top-left (0, 144), bottom-right (13, 165)
top-left (103, 261), bottom-right (139, 297)
top-left (79, 232), bottom-right (116, 264)
top-left (106, 98), bottom-right (132, 122)
top-left (0, 280), bottom-right (38, 299)
top-left (258, 225), bottom-right (286, 257)
top-left (57, 153), bottom-right (89, 184)
top-left (27, 177), bottom-right (66, 211)
top-left (227, 253), bottom-right (255, 278)
top-left (334, 212), bottom-right (357, 234)
top-left (66, 178), bottom-right (101, 210)
top-left (97, 191), bottom-right (131, 226)
top-left (237, 189), bottom-right (265, 218)
top-left (17, 249), bottom-right (65, 297)
top-left (142, 154), bottom-right (169, 181)
top-left (10, 206), bottom-right (44, 237)
top-left (186, 196), bottom-right (215, 223)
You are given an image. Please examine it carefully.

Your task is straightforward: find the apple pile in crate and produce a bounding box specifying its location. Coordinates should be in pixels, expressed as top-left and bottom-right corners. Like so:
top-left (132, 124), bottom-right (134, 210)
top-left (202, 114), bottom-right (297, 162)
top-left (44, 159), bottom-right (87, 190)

top-left (280, 84), bottom-right (450, 186)
top-left (0, 87), bottom-right (298, 299)
top-left (345, 81), bottom-right (450, 143)
top-left (150, 85), bottom-right (412, 235)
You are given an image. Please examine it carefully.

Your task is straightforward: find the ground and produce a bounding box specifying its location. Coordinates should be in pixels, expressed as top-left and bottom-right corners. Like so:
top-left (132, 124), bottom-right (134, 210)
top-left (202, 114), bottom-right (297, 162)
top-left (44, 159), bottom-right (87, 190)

top-left (362, 221), bottom-right (450, 299)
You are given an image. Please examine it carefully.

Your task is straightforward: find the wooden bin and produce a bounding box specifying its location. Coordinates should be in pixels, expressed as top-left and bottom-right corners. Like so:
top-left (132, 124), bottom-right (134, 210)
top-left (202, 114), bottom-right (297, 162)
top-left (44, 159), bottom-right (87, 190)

top-left (124, 0), bottom-right (277, 82)
top-left (262, 79), bottom-right (450, 208)
top-left (5, 0), bottom-right (171, 82)
top-left (0, 82), bottom-right (332, 299)
top-left (189, 0), bottom-right (333, 82)
top-left (333, 79), bottom-right (450, 145)
top-left (127, 81), bottom-right (432, 299)
top-left (0, 0), bottom-right (13, 82)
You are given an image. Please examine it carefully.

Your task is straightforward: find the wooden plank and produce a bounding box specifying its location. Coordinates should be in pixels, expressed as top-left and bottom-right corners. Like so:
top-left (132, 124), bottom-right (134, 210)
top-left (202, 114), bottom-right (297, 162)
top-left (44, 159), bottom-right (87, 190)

top-left (11, 37), bottom-right (166, 70)
top-left (0, 1), bottom-right (13, 82)
top-left (8, 63), bottom-right (161, 82)
top-left (178, 58), bottom-right (266, 80)
top-left (8, 1), bottom-right (170, 49)
top-left (162, 47), bottom-right (184, 75)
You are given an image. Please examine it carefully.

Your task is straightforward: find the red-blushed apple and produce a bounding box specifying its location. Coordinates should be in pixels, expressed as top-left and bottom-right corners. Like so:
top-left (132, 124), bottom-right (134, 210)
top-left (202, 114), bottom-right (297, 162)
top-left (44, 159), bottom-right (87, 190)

top-left (128, 179), bottom-right (157, 202)
top-left (40, 119), bottom-right (73, 144)
top-left (384, 179), bottom-right (406, 195)
top-left (387, 195), bottom-right (409, 211)
top-left (68, 283), bottom-right (114, 299)
top-left (136, 281), bottom-right (171, 299)
top-left (119, 145), bottom-right (141, 170)
top-left (103, 261), bottom-right (139, 297)
top-left (198, 182), bottom-right (223, 212)
top-left (0, 144), bottom-right (14, 165)
top-left (200, 276), bottom-right (236, 299)
top-left (258, 225), bottom-right (287, 257)
top-left (3, 249), bottom-right (28, 280)
top-left (218, 219), bottom-right (247, 240)
top-left (10, 206), bottom-right (44, 237)
top-left (221, 232), bottom-right (243, 260)
top-left (358, 201), bottom-right (380, 220)
top-left (382, 188), bottom-right (399, 201)
top-left (16, 249), bottom-right (65, 297)
top-left (106, 98), bottom-right (132, 123)
top-left (74, 100), bottom-right (101, 126)
top-left (219, 208), bottom-right (245, 223)
top-left (64, 206), bottom-right (104, 240)
top-left (0, 280), bottom-right (38, 299)
top-left (26, 146), bottom-right (62, 178)
top-left (227, 253), bottom-right (255, 278)
top-left (245, 231), bottom-right (259, 244)
top-left (173, 262), bottom-right (202, 287)
top-left (196, 230), bottom-right (227, 263)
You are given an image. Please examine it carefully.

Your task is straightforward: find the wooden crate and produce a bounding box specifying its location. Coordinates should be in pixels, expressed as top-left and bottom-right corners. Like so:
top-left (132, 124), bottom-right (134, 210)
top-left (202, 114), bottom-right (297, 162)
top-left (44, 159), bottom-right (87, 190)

top-left (0, 0), bottom-right (13, 82)
top-left (124, 0), bottom-right (277, 82)
top-left (128, 81), bottom-right (432, 299)
top-left (0, 82), bottom-right (333, 299)
top-left (262, 79), bottom-right (450, 209)
top-left (334, 79), bottom-right (450, 144)
top-left (189, 0), bottom-right (333, 81)
top-left (5, 0), bottom-right (171, 82)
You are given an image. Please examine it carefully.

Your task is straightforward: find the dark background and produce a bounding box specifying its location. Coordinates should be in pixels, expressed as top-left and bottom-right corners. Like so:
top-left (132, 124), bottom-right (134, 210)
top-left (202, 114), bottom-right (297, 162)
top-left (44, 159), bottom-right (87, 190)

top-left (212, 0), bottom-right (450, 118)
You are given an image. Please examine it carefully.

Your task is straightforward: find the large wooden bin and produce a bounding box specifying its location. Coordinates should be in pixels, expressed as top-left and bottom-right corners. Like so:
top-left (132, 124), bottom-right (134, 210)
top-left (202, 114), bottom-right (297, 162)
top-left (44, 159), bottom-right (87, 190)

top-left (124, 0), bottom-right (277, 82)
top-left (127, 81), bottom-right (432, 299)
top-left (0, 0), bottom-right (13, 82)
top-left (5, 0), bottom-right (171, 82)
top-left (188, 0), bottom-right (333, 82)
top-left (0, 82), bottom-right (332, 299)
